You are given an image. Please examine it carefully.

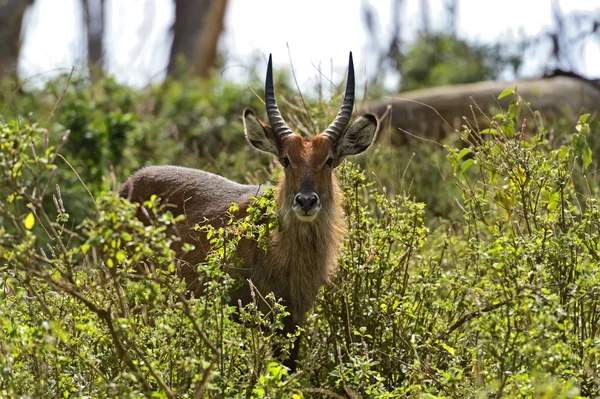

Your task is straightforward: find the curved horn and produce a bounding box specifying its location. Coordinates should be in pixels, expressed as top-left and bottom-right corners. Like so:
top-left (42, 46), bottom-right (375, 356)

top-left (322, 52), bottom-right (355, 143)
top-left (265, 54), bottom-right (294, 141)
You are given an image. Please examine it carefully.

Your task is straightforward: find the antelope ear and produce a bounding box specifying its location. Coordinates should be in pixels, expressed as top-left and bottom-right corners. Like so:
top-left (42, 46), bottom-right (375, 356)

top-left (335, 113), bottom-right (379, 161)
top-left (243, 108), bottom-right (280, 156)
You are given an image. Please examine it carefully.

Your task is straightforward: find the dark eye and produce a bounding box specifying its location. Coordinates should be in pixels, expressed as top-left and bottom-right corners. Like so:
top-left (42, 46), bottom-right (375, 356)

top-left (282, 157), bottom-right (290, 168)
top-left (325, 157), bottom-right (334, 167)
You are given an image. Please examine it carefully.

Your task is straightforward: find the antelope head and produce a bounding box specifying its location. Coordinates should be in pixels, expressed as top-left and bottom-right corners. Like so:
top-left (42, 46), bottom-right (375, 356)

top-left (243, 53), bottom-right (379, 222)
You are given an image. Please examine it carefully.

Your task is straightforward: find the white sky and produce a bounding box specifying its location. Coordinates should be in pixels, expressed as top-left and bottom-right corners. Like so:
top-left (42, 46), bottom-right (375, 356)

top-left (19, 0), bottom-right (600, 92)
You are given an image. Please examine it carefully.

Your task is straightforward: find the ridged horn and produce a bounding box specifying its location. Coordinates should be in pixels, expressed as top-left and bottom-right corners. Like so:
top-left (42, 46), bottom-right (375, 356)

top-left (265, 54), bottom-right (294, 141)
top-left (322, 52), bottom-right (355, 143)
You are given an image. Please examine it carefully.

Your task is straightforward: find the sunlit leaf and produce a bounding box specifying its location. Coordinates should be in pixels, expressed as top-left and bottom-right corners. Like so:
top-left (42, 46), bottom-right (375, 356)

top-left (441, 342), bottom-right (456, 356)
top-left (24, 213), bottom-right (35, 230)
top-left (578, 113), bottom-right (591, 124)
top-left (481, 128), bottom-right (499, 136)
top-left (461, 159), bottom-right (475, 173)
top-left (458, 148), bottom-right (471, 160)
top-left (498, 88), bottom-right (516, 99)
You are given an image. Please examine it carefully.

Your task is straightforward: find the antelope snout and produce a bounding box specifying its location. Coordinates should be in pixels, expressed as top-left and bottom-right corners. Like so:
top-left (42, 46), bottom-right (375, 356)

top-left (293, 192), bottom-right (320, 221)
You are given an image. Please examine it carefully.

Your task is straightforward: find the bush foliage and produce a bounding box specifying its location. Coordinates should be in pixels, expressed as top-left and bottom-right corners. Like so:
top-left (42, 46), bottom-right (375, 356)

top-left (1, 72), bottom-right (600, 398)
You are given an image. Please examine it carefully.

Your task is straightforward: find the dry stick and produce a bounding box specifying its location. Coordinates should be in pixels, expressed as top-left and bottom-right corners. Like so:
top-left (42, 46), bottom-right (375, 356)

top-left (384, 95), bottom-right (457, 131)
top-left (280, 369), bottom-right (304, 388)
top-left (125, 339), bottom-right (175, 399)
top-left (382, 102), bottom-right (400, 193)
top-left (145, 274), bottom-right (220, 355)
top-left (435, 297), bottom-right (513, 342)
top-left (397, 126), bottom-right (446, 147)
top-left (247, 84), bottom-right (265, 105)
top-left (61, 341), bottom-right (109, 383)
top-left (0, 67), bottom-right (73, 115)
top-left (287, 113), bottom-right (311, 138)
top-left (40, 166), bottom-right (59, 200)
top-left (54, 129), bottom-right (72, 158)
top-left (57, 154), bottom-right (98, 212)
top-left (44, 66), bottom-right (76, 124)
top-left (286, 43), bottom-right (316, 135)
top-left (401, 152), bottom-right (416, 189)
top-left (281, 95), bottom-right (311, 114)
top-left (310, 61), bottom-right (338, 93)
top-left (193, 358), bottom-right (218, 399)
top-left (360, 52), bottom-right (368, 113)
top-left (52, 222), bottom-right (83, 240)
top-left (40, 273), bottom-right (152, 393)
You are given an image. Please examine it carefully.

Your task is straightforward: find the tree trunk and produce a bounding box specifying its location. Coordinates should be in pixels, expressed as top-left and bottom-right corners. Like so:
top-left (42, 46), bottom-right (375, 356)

top-left (0, 0), bottom-right (33, 76)
top-left (82, 0), bottom-right (106, 68)
top-left (167, 0), bottom-right (228, 78)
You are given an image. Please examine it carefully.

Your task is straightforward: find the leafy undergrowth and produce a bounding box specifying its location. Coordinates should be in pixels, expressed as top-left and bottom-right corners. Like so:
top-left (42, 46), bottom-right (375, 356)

top-left (1, 78), bottom-right (600, 398)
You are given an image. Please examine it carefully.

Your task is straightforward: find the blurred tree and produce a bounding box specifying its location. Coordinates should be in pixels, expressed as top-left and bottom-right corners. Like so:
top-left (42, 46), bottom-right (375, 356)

top-left (443, 0), bottom-right (458, 36)
top-left (82, 0), bottom-right (106, 69)
top-left (420, 0), bottom-right (430, 34)
top-left (399, 33), bottom-right (521, 91)
top-left (538, 0), bottom-right (600, 76)
top-left (361, 0), bottom-right (520, 92)
top-left (167, 0), bottom-right (229, 78)
top-left (0, 0), bottom-right (33, 76)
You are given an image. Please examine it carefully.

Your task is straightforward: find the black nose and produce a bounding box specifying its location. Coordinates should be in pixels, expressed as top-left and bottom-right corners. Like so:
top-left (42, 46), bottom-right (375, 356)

top-left (294, 193), bottom-right (319, 212)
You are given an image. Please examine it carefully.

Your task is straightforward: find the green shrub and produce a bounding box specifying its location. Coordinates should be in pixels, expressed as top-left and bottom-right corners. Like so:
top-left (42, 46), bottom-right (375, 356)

top-left (0, 118), bottom-right (300, 397)
top-left (1, 77), bottom-right (600, 397)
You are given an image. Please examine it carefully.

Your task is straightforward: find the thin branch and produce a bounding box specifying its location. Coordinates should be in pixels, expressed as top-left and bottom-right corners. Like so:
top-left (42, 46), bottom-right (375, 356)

top-left (286, 43), bottom-right (316, 135)
top-left (44, 66), bottom-right (75, 124)
top-left (57, 154), bottom-right (98, 212)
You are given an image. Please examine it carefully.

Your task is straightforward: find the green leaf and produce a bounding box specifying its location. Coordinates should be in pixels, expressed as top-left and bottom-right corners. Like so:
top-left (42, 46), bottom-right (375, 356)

top-left (458, 148), bottom-right (471, 160)
top-left (481, 128), bottom-right (499, 136)
top-left (461, 159), bottom-right (475, 173)
top-left (572, 134), bottom-right (586, 155)
top-left (502, 120), bottom-right (514, 139)
top-left (441, 342), bottom-right (456, 356)
top-left (115, 250), bottom-right (126, 263)
top-left (547, 191), bottom-right (560, 211)
top-left (558, 146), bottom-right (570, 161)
top-left (24, 212), bottom-right (35, 230)
top-left (498, 89), bottom-right (516, 100)
top-left (572, 134), bottom-right (592, 169)
top-left (576, 121), bottom-right (590, 135)
top-left (579, 113), bottom-right (591, 124)
top-left (508, 99), bottom-right (522, 122)
top-left (494, 191), bottom-right (514, 210)
top-left (583, 144), bottom-right (593, 170)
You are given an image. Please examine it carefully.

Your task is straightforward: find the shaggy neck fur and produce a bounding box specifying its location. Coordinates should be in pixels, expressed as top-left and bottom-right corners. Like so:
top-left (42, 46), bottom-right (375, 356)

top-left (250, 174), bottom-right (345, 320)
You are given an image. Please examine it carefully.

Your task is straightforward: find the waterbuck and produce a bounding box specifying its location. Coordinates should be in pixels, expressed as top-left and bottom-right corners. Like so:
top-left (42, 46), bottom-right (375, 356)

top-left (119, 52), bottom-right (379, 370)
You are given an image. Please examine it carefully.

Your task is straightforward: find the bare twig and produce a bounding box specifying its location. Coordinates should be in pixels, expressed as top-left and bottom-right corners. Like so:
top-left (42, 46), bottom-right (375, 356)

top-left (286, 43), bottom-right (316, 135)
top-left (44, 66), bottom-right (76, 124)
top-left (57, 154), bottom-right (98, 212)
